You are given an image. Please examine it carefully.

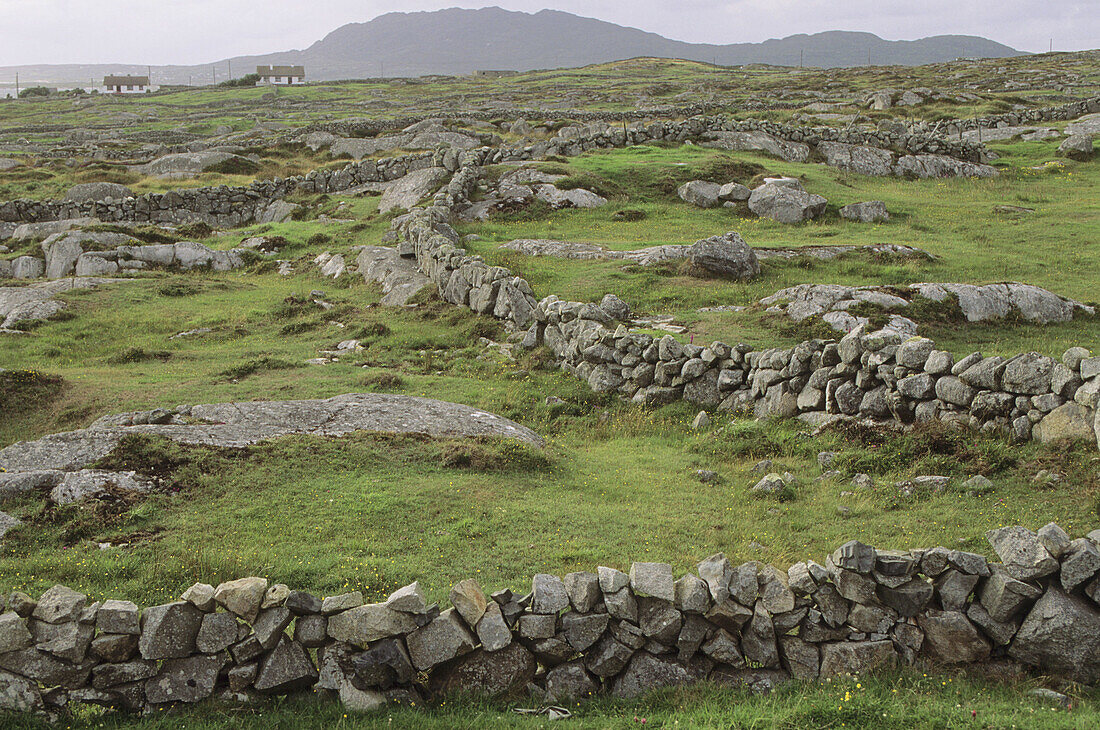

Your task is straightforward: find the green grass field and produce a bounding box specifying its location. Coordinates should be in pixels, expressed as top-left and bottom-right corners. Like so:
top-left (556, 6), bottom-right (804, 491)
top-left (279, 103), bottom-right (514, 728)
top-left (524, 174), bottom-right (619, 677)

top-left (2, 53), bottom-right (1100, 727)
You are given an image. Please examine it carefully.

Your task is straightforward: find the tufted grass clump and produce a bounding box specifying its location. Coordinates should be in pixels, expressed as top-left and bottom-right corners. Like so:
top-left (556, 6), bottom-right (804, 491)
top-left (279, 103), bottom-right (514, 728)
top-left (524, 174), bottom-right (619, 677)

top-left (0, 369), bottom-right (64, 416)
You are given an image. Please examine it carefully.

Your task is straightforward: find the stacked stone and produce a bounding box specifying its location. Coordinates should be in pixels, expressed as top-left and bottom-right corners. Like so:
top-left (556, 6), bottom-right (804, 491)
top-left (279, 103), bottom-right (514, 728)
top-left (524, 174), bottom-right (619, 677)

top-left (0, 151), bottom-right (441, 227)
top-left (395, 206), bottom-right (544, 332)
top-left (387, 198), bottom-right (1100, 450)
top-left (2, 526), bottom-right (1099, 718)
top-left (3, 239), bottom-right (252, 281)
top-left (919, 96), bottom-right (1100, 135)
top-left (5, 103), bottom-right (1018, 228)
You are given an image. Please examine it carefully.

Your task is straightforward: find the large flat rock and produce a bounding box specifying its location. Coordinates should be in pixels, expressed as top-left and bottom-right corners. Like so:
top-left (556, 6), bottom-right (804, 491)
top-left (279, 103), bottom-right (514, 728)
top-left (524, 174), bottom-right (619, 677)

top-left (356, 246), bottom-right (432, 305)
top-left (0, 393), bottom-right (543, 473)
top-left (0, 278), bottom-right (127, 331)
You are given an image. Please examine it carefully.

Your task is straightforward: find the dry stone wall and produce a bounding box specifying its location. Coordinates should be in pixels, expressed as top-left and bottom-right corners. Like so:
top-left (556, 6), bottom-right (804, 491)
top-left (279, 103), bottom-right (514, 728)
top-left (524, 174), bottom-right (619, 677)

top-left (391, 180), bottom-right (1100, 451)
top-left (1, 113), bottom-right (991, 227)
top-left (915, 96), bottom-right (1100, 135)
top-left (3, 525), bottom-right (1099, 718)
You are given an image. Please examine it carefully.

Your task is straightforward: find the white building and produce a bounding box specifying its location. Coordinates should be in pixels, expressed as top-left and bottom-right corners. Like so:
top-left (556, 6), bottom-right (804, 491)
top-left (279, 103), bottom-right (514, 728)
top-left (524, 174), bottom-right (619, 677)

top-left (103, 75), bottom-right (157, 94)
top-left (256, 65), bottom-right (306, 86)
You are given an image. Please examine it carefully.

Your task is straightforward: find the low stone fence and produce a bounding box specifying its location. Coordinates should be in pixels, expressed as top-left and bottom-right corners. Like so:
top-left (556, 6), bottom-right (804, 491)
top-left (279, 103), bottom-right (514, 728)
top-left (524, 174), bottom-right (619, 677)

top-left (2, 525), bottom-right (1097, 718)
top-left (913, 96), bottom-right (1100, 135)
top-left (0, 151), bottom-right (444, 227)
top-left (392, 194), bottom-right (1100, 451)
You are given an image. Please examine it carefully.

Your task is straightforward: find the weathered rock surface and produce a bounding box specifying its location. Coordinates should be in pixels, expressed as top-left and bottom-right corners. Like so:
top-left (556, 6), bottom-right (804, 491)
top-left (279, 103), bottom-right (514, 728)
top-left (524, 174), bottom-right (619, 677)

top-left (0, 393), bottom-right (543, 474)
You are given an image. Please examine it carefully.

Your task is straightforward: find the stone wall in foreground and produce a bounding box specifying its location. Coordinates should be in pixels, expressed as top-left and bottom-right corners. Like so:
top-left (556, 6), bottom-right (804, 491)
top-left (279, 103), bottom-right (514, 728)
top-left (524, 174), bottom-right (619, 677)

top-left (2, 525), bottom-right (1099, 718)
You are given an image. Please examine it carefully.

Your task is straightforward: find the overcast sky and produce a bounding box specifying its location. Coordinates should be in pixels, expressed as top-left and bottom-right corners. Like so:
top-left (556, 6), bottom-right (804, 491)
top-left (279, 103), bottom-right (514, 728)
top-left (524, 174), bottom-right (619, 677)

top-left (2, 1), bottom-right (1096, 66)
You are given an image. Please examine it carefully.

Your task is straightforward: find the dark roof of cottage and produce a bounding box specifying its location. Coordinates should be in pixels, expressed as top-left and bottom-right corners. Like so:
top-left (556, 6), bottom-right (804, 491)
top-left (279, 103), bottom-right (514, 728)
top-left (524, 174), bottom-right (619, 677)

top-left (256, 65), bottom-right (305, 77)
top-left (104, 75), bottom-right (150, 86)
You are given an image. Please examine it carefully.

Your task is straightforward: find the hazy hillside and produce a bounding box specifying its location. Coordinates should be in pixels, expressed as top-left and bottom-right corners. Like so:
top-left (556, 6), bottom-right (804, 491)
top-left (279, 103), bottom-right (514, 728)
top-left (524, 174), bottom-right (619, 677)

top-left (0, 7), bottom-right (1026, 87)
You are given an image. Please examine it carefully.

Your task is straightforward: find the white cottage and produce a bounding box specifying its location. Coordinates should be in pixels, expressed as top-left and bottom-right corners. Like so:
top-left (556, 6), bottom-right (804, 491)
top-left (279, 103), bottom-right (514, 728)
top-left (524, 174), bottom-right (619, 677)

top-left (103, 75), bottom-right (156, 94)
top-left (256, 65), bottom-right (306, 86)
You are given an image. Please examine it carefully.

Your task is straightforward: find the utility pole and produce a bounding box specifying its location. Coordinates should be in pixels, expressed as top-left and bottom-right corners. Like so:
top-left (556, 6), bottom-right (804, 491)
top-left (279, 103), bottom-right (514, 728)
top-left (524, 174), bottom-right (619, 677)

top-left (867, 49), bottom-right (871, 66)
top-left (228, 60), bottom-right (232, 80)
top-left (212, 66), bottom-right (216, 85)
top-left (15, 73), bottom-right (19, 97)
top-left (1049, 39), bottom-right (1053, 53)
top-left (800, 49), bottom-right (803, 68)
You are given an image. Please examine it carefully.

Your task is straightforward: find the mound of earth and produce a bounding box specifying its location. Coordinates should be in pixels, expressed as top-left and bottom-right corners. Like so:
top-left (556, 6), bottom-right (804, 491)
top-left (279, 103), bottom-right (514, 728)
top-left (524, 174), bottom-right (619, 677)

top-left (0, 393), bottom-right (543, 476)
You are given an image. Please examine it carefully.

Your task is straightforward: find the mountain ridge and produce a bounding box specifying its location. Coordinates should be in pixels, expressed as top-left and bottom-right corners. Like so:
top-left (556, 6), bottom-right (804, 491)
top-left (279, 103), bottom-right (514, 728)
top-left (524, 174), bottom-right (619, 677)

top-left (0, 7), bottom-right (1027, 87)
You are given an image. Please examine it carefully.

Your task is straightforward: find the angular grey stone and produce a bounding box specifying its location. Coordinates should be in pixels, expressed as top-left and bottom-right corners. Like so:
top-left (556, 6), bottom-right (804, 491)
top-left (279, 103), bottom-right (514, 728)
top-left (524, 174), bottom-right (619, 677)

top-left (0, 613), bottom-right (33, 654)
top-left (406, 607), bottom-right (477, 671)
top-left (386, 581), bottom-right (428, 615)
top-left (31, 585), bottom-right (86, 625)
top-left (1009, 588), bottom-right (1100, 683)
top-left (987, 526), bottom-right (1059, 581)
top-left (321, 592), bottom-right (364, 615)
top-left (518, 613), bottom-right (556, 640)
top-left (96, 600), bottom-right (140, 635)
top-left (980, 565), bottom-right (1043, 622)
top-left (638, 598), bottom-right (682, 644)
top-left (917, 609), bottom-right (990, 663)
top-left (741, 602), bottom-right (779, 668)
top-left (293, 614), bottom-right (328, 648)
top-left (674, 574), bottom-right (711, 614)
top-left (598, 567), bottom-right (633, 598)
top-left (779, 634), bottom-right (820, 680)
top-left (429, 642), bottom-right (536, 698)
top-left (531, 574), bottom-right (570, 614)
top-left (603, 588), bottom-right (638, 623)
top-left (326, 603), bottom-right (418, 648)
top-left (476, 602), bottom-right (512, 652)
top-left (1037, 523), bottom-right (1072, 559)
top-left (819, 640), bottom-right (896, 677)
top-left (688, 231), bottom-right (760, 280)
top-left (449, 579), bottom-right (487, 627)
top-left (611, 651), bottom-right (691, 698)
top-left (697, 553), bottom-right (734, 603)
top-left (33, 620), bottom-right (93, 663)
top-left (562, 612), bottom-right (609, 652)
top-left (146, 654), bottom-right (222, 704)
top-left (544, 660), bottom-right (600, 702)
top-left (878, 578), bottom-right (934, 618)
top-left (563, 572), bottom-right (600, 613)
top-left (214, 577), bottom-right (268, 622)
top-left (139, 602), bottom-right (203, 660)
top-left (90, 633), bottom-right (138, 663)
top-left (757, 565), bottom-right (795, 614)
top-left (285, 590), bottom-right (323, 615)
top-left (585, 634), bottom-right (635, 677)
top-left (966, 602), bottom-right (1018, 646)
top-left (253, 636), bottom-right (318, 694)
top-left (91, 660), bottom-right (157, 689)
top-left (629, 562), bottom-right (675, 601)
top-left (1061, 538), bottom-right (1100, 592)
top-left (253, 607), bottom-right (293, 650)
top-left (934, 569), bottom-right (980, 611)
top-left (180, 583), bottom-right (216, 612)
top-left (0, 669), bottom-right (43, 713)
top-left (702, 628), bottom-right (745, 667)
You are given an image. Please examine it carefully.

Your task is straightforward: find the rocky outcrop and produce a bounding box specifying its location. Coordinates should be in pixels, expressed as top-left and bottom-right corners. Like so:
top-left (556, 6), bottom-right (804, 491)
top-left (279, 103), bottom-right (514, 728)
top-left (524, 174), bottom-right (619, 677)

top-left (762, 282), bottom-right (1093, 336)
top-left (356, 246), bottom-right (433, 306)
top-left (0, 278), bottom-right (131, 332)
top-left (747, 183), bottom-right (827, 224)
top-left (2, 525), bottom-right (1098, 718)
top-left (0, 393), bottom-right (543, 475)
top-left (377, 167), bottom-right (452, 214)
